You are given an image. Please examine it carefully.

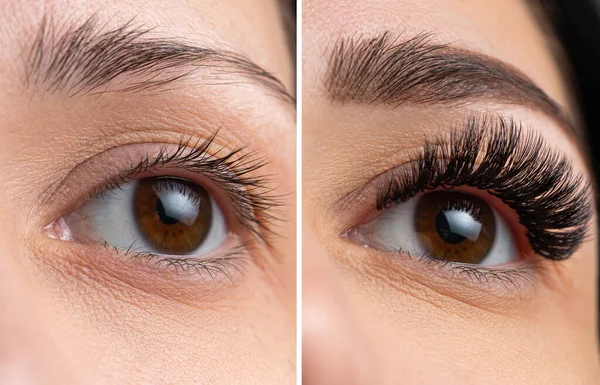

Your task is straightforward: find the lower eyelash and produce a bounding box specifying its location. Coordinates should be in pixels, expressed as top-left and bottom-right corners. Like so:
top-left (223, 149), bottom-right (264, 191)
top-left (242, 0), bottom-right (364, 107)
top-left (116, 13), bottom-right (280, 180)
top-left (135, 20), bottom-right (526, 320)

top-left (387, 246), bottom-right (542, 292)
top-left (103, 241), bottom-right (250, 283)
top-left (376, 114), bottom-right (592, 261)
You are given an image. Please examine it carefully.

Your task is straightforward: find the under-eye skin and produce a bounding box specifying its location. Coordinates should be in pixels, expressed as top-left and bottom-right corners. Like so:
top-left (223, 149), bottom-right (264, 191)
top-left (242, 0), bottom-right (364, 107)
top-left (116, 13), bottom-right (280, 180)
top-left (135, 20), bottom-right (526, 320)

top-left (43, 133), bottom-right (281, 281)
top-left (345, 114), bottom-right (592, 289)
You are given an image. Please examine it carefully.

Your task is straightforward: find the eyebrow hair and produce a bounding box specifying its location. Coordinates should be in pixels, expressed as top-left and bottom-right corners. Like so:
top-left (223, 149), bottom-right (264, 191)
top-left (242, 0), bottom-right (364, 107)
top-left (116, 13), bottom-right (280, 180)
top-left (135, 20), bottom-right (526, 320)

top-left (325, 32), bottom-right (577, 137)
top-left (25, 14), bottom-right (294, 102)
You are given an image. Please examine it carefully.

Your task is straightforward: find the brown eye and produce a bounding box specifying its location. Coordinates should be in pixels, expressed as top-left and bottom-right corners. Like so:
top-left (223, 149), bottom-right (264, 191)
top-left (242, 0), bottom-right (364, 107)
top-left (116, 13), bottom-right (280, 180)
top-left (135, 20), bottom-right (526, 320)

top-left (133, 177), bottom-right (214, 254)
top-left (415, 191), bottom-right (495, 263)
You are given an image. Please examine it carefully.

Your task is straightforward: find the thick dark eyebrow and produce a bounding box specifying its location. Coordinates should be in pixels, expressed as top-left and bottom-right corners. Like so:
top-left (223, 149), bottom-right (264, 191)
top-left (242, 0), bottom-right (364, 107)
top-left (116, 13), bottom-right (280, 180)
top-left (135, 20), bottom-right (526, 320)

top-left (25, 14), bottom-right (294, 103)
top-left (325, 32), bottom-right (578, 138)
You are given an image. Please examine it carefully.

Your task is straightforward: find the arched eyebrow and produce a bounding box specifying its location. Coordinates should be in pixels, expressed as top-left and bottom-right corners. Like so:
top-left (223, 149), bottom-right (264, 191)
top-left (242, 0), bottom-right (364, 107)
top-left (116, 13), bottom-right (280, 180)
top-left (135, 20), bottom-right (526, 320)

top-left (25, 14), bottom-right (294, 103)
top-left (325, 32), bottom-right (579, 140)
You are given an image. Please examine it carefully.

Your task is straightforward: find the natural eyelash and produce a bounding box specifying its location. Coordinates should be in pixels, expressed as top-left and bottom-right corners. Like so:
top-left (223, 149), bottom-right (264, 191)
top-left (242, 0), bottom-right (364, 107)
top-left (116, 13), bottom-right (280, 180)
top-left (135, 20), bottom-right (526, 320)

top-left (380, 245), bottom-right (543, 292)
top-left (96, 131), bottom-right (283, 243)
top-left (376, 114), bottom-right (592, 261)
top-left (116, 242), bottom-right (250, 285)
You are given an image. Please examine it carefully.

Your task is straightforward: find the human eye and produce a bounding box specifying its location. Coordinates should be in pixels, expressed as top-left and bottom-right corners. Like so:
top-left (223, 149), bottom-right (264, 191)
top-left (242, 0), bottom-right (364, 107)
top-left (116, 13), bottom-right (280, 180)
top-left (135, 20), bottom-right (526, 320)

top-left (348, 190), bottom-right (517, 266)
top-left (343, 114), bottom-right (592, 291)
top-left (43, 134), bottom-right (279, 282)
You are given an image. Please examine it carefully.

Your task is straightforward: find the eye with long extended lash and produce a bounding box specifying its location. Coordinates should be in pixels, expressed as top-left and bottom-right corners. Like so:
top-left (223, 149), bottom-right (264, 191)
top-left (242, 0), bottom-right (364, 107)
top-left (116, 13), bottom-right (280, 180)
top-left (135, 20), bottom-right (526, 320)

top-left (346, 114), bottom-right (592, 287)
top-left (44, 133), bottom-right (281, 281)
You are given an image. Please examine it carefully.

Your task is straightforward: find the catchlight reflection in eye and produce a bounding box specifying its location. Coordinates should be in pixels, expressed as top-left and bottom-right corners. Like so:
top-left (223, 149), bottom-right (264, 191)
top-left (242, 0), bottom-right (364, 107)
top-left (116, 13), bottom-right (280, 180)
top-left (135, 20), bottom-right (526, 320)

top-left (54, 176), bottom-right (228, 256)
top-left (348, 191), bottom-right (517, 266)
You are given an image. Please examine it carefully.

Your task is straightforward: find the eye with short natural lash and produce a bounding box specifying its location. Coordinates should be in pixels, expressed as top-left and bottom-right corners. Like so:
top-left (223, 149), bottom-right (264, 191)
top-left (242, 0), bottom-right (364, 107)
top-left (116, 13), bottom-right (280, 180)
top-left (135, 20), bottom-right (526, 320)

top-left (50, 132), bottom-right (282, 281)
top-left (97, 132), bottom-right (283, 243)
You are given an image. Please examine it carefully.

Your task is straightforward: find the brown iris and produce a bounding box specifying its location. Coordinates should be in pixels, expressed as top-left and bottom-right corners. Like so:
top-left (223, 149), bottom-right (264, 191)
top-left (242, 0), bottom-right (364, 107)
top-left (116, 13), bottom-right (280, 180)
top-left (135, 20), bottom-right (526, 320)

top-left (133, 177), bottom-right (212, 254)
top-left (415, 191), bottom-right (495, 264)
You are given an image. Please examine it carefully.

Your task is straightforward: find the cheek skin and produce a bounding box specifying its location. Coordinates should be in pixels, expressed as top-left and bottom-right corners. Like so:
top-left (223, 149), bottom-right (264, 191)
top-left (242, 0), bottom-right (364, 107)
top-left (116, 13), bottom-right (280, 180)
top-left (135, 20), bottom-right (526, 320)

top-left (22, 238), bottom-right (295, 384)
top-left (328, 241), bottom-right (598, 384)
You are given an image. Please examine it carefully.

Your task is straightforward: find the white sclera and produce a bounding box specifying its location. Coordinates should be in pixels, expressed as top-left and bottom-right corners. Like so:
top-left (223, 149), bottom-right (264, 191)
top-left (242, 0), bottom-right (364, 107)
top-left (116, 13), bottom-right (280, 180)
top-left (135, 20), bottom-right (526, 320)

top-left (66, 180), bottom-right (228, 256)
top-left (354, 195), bottom-right (517, 266)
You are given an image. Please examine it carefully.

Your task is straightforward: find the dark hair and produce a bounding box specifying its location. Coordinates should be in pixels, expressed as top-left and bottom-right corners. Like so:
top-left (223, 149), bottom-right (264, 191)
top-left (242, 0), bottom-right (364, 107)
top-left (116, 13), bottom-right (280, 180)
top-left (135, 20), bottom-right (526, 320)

top-left (539, 0), bottom-right (600, 339)
top-left (539, 0), bottom-right (600, 173)
top-left (279, 0), bottom-right (296, 59)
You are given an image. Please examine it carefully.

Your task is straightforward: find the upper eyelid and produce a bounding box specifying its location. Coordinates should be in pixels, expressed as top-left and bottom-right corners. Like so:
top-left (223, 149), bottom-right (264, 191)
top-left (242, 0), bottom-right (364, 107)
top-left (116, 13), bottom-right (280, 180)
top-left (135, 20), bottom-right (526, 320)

top-left (335, 116), bottom-right (590, 208)
top-left (333, 115), bottom-right (591, 230)
top-left (35, 138), bottom-right (281, 238)
top-left (39, 136), bottom-right (238, 207)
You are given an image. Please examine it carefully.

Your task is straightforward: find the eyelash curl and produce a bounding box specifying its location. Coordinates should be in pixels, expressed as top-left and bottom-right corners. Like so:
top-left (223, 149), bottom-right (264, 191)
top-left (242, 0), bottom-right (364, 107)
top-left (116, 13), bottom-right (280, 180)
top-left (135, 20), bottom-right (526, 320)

top-left (375, 114), bottom-right (592, 261)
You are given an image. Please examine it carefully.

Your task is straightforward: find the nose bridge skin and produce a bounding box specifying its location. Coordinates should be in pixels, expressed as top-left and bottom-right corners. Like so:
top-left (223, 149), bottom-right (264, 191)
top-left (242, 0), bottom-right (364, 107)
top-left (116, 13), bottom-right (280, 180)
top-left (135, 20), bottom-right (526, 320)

top-left (302, 227), bottom-right (380, 385)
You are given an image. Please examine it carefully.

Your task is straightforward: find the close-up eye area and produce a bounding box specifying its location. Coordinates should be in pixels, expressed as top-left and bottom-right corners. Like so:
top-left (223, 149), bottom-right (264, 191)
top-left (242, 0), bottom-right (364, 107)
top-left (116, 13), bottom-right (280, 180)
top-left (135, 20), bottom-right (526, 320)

top-left (51, 176), bottom-right (228, 256)
top-left (40, 135), bottom-right (281, 280)
top-left (340, 114), bottom-right (593, 290)
top-left (301, 0), bottom-right (600, 384)
top-left (348, 190), bottom-right (517, 266)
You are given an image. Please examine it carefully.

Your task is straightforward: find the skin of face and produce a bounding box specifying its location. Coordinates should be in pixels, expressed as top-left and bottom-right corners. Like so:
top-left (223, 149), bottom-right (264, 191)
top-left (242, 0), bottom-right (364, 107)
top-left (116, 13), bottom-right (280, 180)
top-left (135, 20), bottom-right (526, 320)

top-left (303, 0), bottom-right (599, 384)
top-left (0, 1), bottom-right (295, 384)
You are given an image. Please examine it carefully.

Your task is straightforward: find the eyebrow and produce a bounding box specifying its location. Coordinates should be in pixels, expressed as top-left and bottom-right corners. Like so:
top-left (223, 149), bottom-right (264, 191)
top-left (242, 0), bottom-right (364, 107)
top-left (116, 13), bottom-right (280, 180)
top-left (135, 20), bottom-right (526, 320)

top-left (25, 14), bottom-right (294, 102)
top-left (325, 32), bottom-right (577, 137)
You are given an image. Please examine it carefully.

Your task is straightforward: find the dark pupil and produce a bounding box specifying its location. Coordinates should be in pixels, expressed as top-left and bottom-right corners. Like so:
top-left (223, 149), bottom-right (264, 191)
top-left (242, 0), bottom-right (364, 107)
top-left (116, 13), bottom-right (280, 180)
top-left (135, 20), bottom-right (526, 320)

top-left (435, 210), bottom-right (466, 244)
top-left (156, 199), bottom-right (179, 225)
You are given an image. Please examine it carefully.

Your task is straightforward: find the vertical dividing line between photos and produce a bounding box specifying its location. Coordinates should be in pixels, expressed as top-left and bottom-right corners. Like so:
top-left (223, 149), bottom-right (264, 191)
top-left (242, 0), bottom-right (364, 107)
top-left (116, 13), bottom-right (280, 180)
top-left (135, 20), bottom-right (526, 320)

top-left (295, 0), bottom-right (303, 383)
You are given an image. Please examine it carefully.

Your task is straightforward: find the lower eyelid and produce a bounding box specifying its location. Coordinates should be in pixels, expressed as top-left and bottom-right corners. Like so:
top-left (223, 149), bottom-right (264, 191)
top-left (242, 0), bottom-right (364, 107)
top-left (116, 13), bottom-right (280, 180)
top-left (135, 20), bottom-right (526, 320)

top-left (34, 235), bottom-right (252, 303)
top-left (344, 243), bottom-right (546, 305)
top-left (42, 212), bottom-right (253, 282)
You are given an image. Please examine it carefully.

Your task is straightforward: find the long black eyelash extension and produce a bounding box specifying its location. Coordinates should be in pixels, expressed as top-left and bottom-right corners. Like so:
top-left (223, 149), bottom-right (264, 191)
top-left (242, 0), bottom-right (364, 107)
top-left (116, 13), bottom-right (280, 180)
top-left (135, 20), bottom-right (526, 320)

top-left (376, 114), bottom-right (592, 261)
top-left (102, 132), bottom-right (283, 243)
